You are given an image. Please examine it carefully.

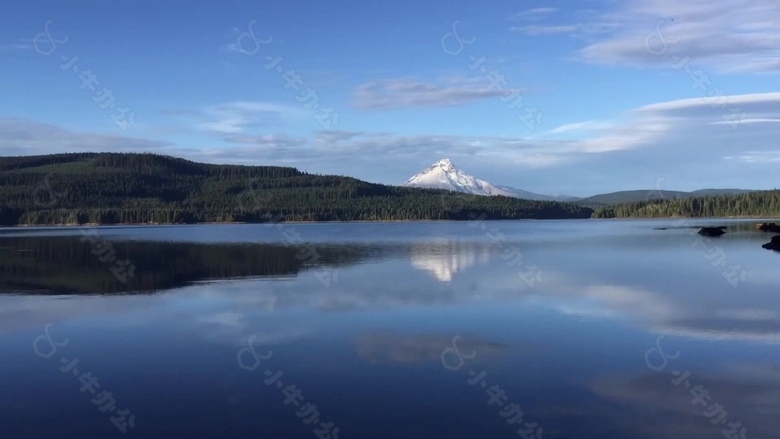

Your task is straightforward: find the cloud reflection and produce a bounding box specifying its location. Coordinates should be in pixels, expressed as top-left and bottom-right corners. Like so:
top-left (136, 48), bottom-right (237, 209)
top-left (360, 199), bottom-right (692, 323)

top-left (4, 231), bottom-right (780, 346)
top-left (355, 332), bottom-right (508, 365)
top-left (591, 365), bottom-right (780, 439)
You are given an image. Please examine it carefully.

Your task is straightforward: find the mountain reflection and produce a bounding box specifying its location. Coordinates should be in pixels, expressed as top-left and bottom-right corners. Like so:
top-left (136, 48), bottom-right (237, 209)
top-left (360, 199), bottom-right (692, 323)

top-left (0, 236), bottom-right (500, 294)
top-left (409, 241), bottom-right (489, 281)
top-left (4, 232), bottom-right (780, 348)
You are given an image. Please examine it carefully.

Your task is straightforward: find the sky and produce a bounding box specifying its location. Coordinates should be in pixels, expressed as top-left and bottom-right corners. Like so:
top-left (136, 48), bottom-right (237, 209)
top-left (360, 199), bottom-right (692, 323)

top-left (1, 0), bottom-right (779, 197)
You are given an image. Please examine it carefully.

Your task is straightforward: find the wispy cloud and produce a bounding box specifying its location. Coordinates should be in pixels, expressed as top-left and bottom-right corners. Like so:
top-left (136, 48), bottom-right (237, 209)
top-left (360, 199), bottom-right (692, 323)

top-left (220, 43), bottom-right (239, 53)
top-left (353, 79), bottom-right (505, 110)
top-left (710, 118), bottom-right (780, 126)
top-left (512, 25), bottom-right (578, 36)
top-left (511, 7), bottom-right (559, 20)
top-left (576, 0), bottom-right (780, 73)
top-left (544, 120), bottom-right (617, 135)
top-left (0, 43), bottom-right (31, 50)
top-left (167, 102), bottom-right (306, 134)
top-left (0, 118), bottom-right (172, 157)
top-left (635, 92), bottom-right (780, 112)
top-left (724, 151), bottom-right (780, 163)
top-left (219, 134), bottom-right (307, 148)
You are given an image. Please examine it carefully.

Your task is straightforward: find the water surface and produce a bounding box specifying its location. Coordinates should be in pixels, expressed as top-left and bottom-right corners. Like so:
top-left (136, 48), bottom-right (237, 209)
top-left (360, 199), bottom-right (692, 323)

top-left (1, 219), bottom-right (779, 438)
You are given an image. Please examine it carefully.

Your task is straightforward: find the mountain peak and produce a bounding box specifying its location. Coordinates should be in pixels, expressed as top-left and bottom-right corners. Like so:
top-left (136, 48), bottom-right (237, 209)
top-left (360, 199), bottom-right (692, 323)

top-left (432, 158), bottom-right (455, 171)
top-left (402, 159), bottom-right (567, 201)
top-left (403, 159), bottom-right (507, 197)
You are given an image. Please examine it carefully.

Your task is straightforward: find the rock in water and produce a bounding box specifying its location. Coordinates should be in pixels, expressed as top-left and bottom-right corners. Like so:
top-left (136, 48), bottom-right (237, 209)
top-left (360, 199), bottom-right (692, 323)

top-left (763, 236), bottom-right (780, 251)
top-left (698, 227), bottom-right (727, 237)
top-left (756, 222), bottom-right (780, 233)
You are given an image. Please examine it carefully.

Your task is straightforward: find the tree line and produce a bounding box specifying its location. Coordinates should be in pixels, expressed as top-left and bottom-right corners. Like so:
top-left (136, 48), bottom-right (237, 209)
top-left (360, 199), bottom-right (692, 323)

top-left (592, 190), bottom-right (780, 218)
top-left (0, 153), bottom-right (593, 225)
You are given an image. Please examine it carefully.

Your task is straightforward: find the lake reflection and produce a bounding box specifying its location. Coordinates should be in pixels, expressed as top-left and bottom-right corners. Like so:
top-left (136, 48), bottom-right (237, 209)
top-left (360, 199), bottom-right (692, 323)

top-left (1, 220), bottom-right (779, 438)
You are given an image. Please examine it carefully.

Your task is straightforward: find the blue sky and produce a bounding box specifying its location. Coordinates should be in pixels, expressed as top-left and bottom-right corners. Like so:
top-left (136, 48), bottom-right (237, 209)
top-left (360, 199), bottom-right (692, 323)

top-left (1, 0), bottom-right (779, 196)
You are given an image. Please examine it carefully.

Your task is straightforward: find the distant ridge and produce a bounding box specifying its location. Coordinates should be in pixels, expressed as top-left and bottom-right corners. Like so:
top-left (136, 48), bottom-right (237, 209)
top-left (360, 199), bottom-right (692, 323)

top-left (576, 188), bottom-right (755, 208)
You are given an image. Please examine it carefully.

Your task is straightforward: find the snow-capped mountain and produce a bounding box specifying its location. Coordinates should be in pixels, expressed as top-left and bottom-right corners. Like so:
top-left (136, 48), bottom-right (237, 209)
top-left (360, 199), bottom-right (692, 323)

top-left (403, 159), bottom-right (510, 196)
top-left (403, 159), bottom-right (573, 201)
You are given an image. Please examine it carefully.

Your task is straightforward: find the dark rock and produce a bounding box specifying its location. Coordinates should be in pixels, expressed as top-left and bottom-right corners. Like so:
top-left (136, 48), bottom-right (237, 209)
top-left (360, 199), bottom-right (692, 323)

top-left (756, 222), bottom-right (780, 233)
top-left (698, 227), bottom-right (726, 237)
top-left (763, 236), bottom-right (780, 251)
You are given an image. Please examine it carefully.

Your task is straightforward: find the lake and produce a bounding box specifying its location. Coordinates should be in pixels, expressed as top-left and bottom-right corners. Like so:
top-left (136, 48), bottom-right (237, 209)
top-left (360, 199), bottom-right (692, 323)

top-left (1, 219), bottom-right (779, 438)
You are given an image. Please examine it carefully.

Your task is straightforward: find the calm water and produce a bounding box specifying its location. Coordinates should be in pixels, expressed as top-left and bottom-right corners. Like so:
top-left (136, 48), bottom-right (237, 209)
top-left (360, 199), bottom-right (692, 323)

top-left (1, 219), bottom-right (779, 438)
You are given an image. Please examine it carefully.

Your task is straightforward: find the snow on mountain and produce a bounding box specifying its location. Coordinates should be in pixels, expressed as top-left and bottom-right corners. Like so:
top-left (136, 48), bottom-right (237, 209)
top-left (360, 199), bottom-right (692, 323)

top-left (403, 159), bottom-right (511, 196)
top-left (402, 159), bottom-right (571, 201)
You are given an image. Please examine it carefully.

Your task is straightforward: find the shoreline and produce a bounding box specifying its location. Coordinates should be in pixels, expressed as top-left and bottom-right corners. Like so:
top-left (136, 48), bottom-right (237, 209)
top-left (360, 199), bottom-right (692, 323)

top-left (0, 217), bottom-right (580, 228)
top-left (2, 216), bottom-right (779, 229)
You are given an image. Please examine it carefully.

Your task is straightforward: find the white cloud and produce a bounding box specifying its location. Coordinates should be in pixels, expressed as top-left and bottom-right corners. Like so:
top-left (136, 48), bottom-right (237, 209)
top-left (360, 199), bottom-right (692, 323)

top-left (353, 78), bottom-right (506, 110)
top-left (5, 91), bottom-right (780, 192)
top-left (576, 0), bottom-right (780, 72)
top-left (307, 91), bottom-right (780, 187)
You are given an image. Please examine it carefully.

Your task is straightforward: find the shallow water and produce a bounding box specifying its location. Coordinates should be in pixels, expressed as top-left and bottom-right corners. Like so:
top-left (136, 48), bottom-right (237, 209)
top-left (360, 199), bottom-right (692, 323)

top-left (1, 219), bottom-right (779, 438)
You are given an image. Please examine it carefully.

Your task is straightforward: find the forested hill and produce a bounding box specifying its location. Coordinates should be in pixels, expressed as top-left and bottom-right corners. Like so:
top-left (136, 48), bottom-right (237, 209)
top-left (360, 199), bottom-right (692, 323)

top-left (0, 153), bottom-right (592, 225)
top-left (592, 190), bottom-right (780, 218)
top-left (575, 188), bottom-right (755, 209)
